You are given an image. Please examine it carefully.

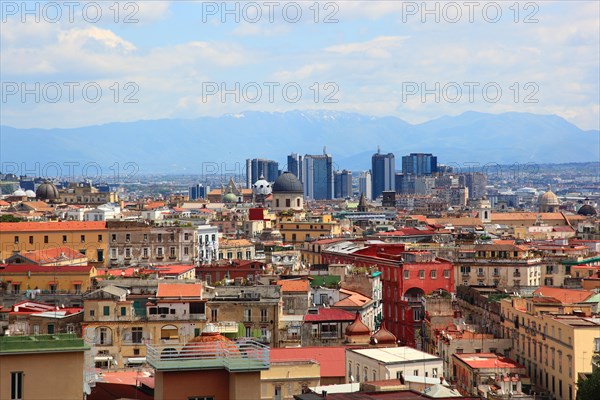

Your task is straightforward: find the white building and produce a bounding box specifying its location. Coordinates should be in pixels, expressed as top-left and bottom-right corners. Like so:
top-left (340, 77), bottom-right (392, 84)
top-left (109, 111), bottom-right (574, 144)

top-left (197, 224), bottom-right (219, 264)
top-left (346, 346), bottom-right (443, 384)
top-left (359, 171), bottom-right (372, 200)
top-left (84, 203), bottom-right (122, 221)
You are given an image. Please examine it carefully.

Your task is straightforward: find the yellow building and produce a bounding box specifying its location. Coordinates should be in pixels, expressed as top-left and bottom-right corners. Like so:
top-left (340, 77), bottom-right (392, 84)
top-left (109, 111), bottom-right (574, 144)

top-left (260, 360), bottom-right (320, 400)
top-left (0, 221), bottom-right (108, 266)
top-left (500, 294), bottom-right (600, 400)
top-left (83, 284), bottom-right (208, 368)
top-left (277, 215), bottom-right (341, 243)
top-left (0, 333), bottom-right (89, 400)
top-left (0, 264), bottom-right (97, 294)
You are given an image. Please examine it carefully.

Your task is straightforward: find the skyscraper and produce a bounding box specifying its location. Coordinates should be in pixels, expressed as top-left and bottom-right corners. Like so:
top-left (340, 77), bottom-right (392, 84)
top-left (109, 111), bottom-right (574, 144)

top-left (401, 153), bottom-right (438, 176)
top-left (359, 171), bottom-right (372, 200)
top-left (246, 158), bottom-right (279, 187)
top-left (334, 170), bottom-right (352, 199)
top-left (287, 153), bottom-right (303, 183)
top-left (303, 152), bottom-right (333, 200)
top-left (465, 172), bottom-right (488, 200)
top-left (188, 184), bottom-right (210, 200)
top-left (371, 150), bottom-right (395, 199)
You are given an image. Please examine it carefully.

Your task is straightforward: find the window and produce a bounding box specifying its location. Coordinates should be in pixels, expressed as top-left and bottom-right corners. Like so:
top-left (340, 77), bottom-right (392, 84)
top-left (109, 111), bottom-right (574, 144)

top-left (419, 270), bottom-right (425, 279)
top-left (246, 250), bottom-right (251, 258)
top-left (103, 306), bottom-right (110, 316)
top-left (143, 248), bottom-right (149, 258)
top-left (132, 327), bottom-right (143, 343)
top-left (456, 348), bottom-right (463, 353)
top-left (125, 248), bottom-right (131, 258)
top-left (47, 324), bottom-right (55, 334)
top-left (50, 284), bottom-right (57, 294)
top-left (81, 234), bottom-right (85, 243)
top-left (98, 234), bottom-right (103, 242)
top-left (111, 234), bottom-right (117, 242)
top-left (170, 247), bottom-right (176, 257)
top-left (157, 247), bottom-right (164, 257)
top-left (120, 307), bottom-right (127, 316)
top-left (158, 234), bottom-right (162, 242)
top-left (125, 233), bottom-right (131, 242)
top-left (348, 362), bottom-right (352, 378)
top-left (244, 309), bottom-right (252, 322)
top-left (261, 308), bottom-right (268, 322)
top-left (90, 309), bottom-right (95, 317)
top-left (28, 236), bottom-right (33, 244)
top-left (432, 368), bottom-right (438, 377)
top-left (184, 247), bottom-right (189, 255)
top-left (414, 369), bottom-right (419, 376)
top-left (170, 233), bottom-right (175, 241)
top-left (11, 372), bottom-right (23, 400)
top-left (227, 252), bottom-right (233, 259)
top-left (430, 270), bottom-right (437, 279)
top-left (413, 308), bottom-right (422, 321)
top-left (184, 233), bottom-right (190, 241)
top-left (143, 233), bottom-right (148, 241)
top-left (595, 338), bottom-right (600, 352)
top-left (74, 284), bottom-right (81, 294)
top-left (14, 236), bottom-right (19, 244)
top-left (211, 308), bottom-right (218, 322)
top-left (404, 270), bottom-right (409, 279)
top-left (12, 284), bottom-right (21, 294)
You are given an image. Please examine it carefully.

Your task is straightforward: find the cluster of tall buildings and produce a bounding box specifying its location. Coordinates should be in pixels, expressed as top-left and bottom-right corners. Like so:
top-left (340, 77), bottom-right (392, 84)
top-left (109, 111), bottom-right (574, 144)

top-left (184, 151), bottom-right (484, 203)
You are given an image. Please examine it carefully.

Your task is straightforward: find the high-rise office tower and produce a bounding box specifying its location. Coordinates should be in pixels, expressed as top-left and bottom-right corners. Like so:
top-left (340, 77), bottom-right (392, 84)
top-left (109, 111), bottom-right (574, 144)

top-left (401, 153), bottom-right (438, 176)
top-left (303, 151), bottom-right (333, 200)
top-left (189, 184), bottom-right (210, 200)
top-left (334, 170), bottom-right (353, 199)
top-left (287, 153), bottom-right (303, 183)
top-left (371, 149), bottom-right (395, 199)
top-left (359, 171), bottom-right (372, 200)
top-left (246, 158), bottom-right (279, 188)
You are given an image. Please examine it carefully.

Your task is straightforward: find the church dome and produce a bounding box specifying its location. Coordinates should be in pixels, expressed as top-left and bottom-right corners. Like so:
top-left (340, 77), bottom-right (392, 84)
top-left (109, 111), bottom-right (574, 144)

top-left (370, 321), bottom-right (397, 345)
top-left (223, 193), bottom-right (238, 203)
top-left (253, 175), bottom-right (272, 195)
top-left (345, 311), bottom-right (370, 336)
top-left (12, 188), bottom-right (26, 196)
top-left (272, 172), bottom-right (303, 193)
top-left (25, 190), bottom-right (36, 198)
top-left (36, 181), bottom-right (59, 201)
top-left (578, 204), bottom-right (597, 216)
top-left (539, 186), bottom-right (559, 208)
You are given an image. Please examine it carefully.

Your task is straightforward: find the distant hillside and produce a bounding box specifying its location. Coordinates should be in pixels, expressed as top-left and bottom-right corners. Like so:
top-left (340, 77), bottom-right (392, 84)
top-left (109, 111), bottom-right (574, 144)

top-left (1, 110), bottom-right (598, 173)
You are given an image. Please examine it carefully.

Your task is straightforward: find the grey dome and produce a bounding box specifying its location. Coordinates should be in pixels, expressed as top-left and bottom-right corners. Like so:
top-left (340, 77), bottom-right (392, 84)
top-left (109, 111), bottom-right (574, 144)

top-left (578, 204), bottom-right (596, 216)
top-left (36, 181), bottom-right (59, 201)
top-left (272, 172), bottom-right (303, 193)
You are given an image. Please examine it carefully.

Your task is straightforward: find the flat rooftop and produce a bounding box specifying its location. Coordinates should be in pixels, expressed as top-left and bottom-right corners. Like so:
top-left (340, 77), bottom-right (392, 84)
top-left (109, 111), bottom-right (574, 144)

top-left (0, 334), bottom-right (88, 354)
top-left (349, 346), bottom-right (441, 365)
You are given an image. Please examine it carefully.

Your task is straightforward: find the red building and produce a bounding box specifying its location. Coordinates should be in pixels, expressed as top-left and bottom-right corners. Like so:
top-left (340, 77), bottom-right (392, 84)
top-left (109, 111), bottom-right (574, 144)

top-left (195, 260), bottom-right (265, 285)
top-left (322, 242), bottom-right (454, 349)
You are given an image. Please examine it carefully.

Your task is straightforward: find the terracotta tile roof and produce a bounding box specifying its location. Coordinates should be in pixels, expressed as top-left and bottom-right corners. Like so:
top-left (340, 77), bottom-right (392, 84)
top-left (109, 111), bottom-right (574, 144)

top-left (0, 221), bottom-right (106, 232)
top-left (270, 346), bottom-right (346, 377)
top-left (157, 283), bottom-right (202, 298)
top-left (335, 289), bottom-right (372, 308)
top-left (0, 264), bottom-right (95, 273)
top-left (220, 239), bottom-right (254, 248)
top-left (304, 307), bottom-right (355, 322)
top-left (0, 200), bottom-right (10, 206)
top-left (533, 287), bottom-right (593, 303)
top-left (491, 212), bottom-right (566, 221)
top-left (155, 264), bottom-right (195, 275)
top-left (454, 353), bottom-right (525, 369)
top-left (277, 279), bottom-right (310, 292)
top-left (9, 247), bottom-right (86, 264)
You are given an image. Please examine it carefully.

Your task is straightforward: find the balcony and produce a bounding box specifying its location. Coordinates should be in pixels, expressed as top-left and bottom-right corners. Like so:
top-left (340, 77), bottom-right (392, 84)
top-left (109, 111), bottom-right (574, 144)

top-left (315, 331), bottom-right (339, 339)
top-left (212, 321), bottom-right (239, 334)
top-left (146, 339), bottom-right (270, 372)
top-left (148, 313), bottom-right (206, 321)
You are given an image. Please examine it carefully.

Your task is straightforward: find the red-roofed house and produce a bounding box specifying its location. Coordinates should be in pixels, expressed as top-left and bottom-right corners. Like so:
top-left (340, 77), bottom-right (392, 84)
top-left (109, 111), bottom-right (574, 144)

top-left (452, 353), bottom-right (527, 396)
top-left (6, 300), bottom-right (84, 336)
top-left (302, 307), bottom-right (356, 347)
top-left (155, 264), bottom-right (196, 280)
top-left (277, 279), bottom-right (311, 316)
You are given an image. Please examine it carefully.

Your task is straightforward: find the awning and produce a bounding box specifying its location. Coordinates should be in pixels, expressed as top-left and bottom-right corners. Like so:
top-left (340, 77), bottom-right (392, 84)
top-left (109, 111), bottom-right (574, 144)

top-left (10, 281), bottom-right (21, 285)
top-left (94, 356), bottom-right (113, 361)
top-left (48, 281), bottom-right (58, 285)
top-left (126, 357), bottom-right (146, 364)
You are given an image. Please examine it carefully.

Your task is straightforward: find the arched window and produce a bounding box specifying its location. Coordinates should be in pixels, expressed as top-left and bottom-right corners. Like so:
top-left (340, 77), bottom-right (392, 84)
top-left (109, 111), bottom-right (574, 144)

top-left (161, 325), bottom-right (178, 340)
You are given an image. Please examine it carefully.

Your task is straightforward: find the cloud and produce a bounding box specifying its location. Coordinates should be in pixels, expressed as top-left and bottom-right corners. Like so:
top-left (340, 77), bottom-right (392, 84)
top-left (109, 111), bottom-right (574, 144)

top-left (325, 36), bottom-right (409, 58)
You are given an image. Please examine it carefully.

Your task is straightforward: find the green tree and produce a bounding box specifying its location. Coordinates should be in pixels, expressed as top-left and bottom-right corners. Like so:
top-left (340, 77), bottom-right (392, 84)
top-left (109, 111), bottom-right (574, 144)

top-left (577, 367), bottom-right (600, 400)
top-left (0, 215), bottom-right (22, 222)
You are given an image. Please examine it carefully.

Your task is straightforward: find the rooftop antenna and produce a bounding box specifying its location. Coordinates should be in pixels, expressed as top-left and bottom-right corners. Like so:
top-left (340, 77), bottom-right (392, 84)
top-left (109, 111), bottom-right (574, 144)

top-left (377, 145), bottom-right (380, 154)
top-left (323, 146), bottom-right (327, 155)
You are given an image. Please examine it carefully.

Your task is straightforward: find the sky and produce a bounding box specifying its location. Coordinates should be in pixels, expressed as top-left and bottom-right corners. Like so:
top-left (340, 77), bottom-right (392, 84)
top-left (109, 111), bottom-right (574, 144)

top-left (1, 0), bottom-right (599, 130)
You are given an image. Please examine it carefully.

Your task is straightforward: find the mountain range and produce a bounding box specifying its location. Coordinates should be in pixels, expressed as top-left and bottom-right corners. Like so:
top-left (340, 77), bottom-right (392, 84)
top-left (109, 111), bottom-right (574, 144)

top-left (1, 110), bottom-right (598, 175)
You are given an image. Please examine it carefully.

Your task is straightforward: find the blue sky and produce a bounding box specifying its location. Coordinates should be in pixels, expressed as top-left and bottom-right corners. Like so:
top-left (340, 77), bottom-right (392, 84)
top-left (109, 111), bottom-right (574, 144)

top-left (1, 1), bottom-right (598, 130)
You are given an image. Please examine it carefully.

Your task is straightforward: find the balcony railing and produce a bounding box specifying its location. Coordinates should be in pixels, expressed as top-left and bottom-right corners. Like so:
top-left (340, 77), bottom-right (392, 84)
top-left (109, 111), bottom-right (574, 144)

top-left (146, 339), bottom-right (270, 372)
top-left (147, 313), bottom-right (206, 321)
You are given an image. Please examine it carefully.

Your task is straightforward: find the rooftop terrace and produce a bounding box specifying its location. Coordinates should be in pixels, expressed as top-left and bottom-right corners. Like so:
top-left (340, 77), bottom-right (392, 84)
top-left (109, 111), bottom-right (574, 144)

top-left (0, 333), bottom-right (88, 354)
